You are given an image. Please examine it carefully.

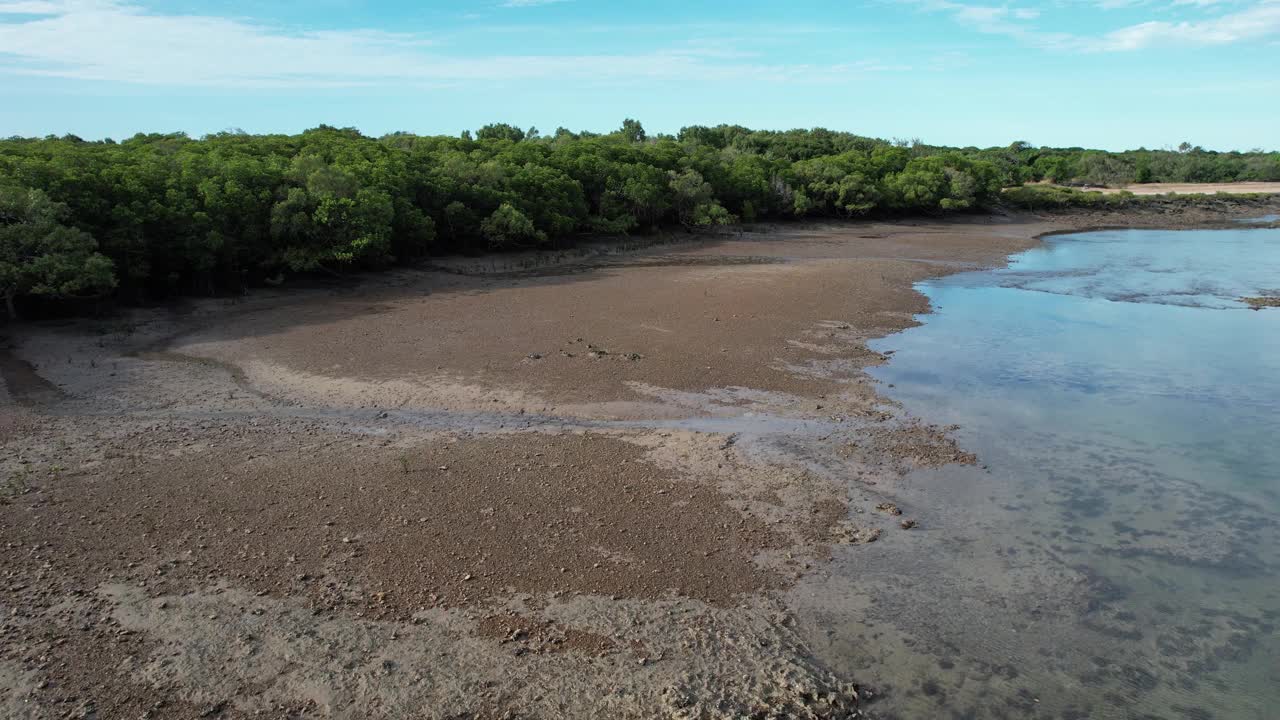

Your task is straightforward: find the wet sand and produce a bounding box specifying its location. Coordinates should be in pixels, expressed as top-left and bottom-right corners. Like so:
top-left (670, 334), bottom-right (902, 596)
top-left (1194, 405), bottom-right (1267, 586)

top-left (2, 200), bottom-right (1277, 718)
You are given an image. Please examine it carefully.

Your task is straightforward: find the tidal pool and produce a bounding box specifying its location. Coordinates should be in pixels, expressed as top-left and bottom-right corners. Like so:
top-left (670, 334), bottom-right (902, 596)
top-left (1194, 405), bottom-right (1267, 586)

top-left (793, 227), bottom-right (1280, 719)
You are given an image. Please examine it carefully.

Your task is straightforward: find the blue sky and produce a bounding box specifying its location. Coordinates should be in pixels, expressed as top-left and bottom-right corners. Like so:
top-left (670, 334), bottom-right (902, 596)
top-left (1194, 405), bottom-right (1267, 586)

top-left (1, 0), bottom-right (1277, 150)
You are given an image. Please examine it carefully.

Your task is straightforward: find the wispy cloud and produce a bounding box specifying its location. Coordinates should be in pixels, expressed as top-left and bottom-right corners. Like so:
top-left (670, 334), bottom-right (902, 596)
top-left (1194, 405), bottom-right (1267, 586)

top-left (898, 0), bottom-right (1055, 39)
top-left (500, 0), bottom-right (570, 7)
top-left (0, 0), bottom-right (900, 87)
top-left (1087, 0), bottom-right (1280, 49)
top-left (896, 0), bottom-right (1280, 50)
top-left (0, 1), bottom-right (442, 87)
top-left (0, 1), bottom-right (64, 12)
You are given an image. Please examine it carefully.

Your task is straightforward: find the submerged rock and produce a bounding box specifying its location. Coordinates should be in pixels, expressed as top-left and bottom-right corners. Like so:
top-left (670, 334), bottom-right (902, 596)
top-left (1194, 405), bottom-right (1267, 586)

top-left (1241, 295), bottom-right (1280, 310)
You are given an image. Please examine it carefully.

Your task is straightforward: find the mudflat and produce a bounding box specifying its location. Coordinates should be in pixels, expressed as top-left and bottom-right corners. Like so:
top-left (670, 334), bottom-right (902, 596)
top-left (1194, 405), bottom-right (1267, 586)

top-left (2, 200), bottom-right (1277, 719)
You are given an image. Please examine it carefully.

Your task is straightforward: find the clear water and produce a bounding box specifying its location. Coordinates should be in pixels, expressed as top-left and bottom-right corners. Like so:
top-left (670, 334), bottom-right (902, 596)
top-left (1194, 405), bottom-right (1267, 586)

top-left (792, 228), bottom-right (1280, 720)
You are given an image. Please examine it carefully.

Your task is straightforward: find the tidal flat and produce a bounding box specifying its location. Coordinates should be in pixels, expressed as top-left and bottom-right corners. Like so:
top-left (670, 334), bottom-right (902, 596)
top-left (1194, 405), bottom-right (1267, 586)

top-left (2, 200), bottom-right (1278, 719)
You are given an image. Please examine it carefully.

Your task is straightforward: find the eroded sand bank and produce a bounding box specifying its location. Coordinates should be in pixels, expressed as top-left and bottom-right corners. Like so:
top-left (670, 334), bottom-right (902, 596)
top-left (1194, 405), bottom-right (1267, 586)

top-left (2, 202), bottom-right (1276, 719)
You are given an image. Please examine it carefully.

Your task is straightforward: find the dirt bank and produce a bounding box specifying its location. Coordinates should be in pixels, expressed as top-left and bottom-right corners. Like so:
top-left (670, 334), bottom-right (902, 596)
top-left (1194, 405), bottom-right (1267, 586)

top-left (2, 203), bottom-right (1276, 718)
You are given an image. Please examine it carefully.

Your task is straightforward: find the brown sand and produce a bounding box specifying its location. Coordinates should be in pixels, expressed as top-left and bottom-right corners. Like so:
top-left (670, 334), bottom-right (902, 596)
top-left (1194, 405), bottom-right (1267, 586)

top-left (2, 431), bottom-right (786, 615)
top-left (1084, 181), bottom-right (1280, 195)
top-left (2, 200), bottom-right (1277, 718)
top-left (173, 216), bottom-right (1045, 418)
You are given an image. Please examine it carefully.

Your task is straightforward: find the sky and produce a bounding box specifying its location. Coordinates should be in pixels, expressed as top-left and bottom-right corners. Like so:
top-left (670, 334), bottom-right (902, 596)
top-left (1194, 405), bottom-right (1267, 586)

top-left (0, 0), bottom-right (1277, 151)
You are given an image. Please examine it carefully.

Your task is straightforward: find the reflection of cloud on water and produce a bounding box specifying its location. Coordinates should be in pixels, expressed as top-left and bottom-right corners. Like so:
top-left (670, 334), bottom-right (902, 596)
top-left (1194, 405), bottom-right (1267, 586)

top-left (1235, 214), bottom-right (1279, 224)
top-left (932, 227), bottom-right (1280, 309)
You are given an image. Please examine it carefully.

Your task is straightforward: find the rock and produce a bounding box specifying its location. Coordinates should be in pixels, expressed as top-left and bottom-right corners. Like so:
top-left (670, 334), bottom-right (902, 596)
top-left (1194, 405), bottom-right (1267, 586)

top-left (1242, 295), bottom-right (1280, 310)
top-left (900, 519), bottom-right (917, 530)
top-left (875, 502), bottom-right (903, 516)
top-left (830, 523), bottom-right (881, 544)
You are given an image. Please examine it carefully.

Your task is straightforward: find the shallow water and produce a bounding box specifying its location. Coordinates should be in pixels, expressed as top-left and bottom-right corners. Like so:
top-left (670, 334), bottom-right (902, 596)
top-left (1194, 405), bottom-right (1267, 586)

top-left (793, 227), bottom-right (1280, 720)
top-left (1236, 214), bottom-right (1279, 225)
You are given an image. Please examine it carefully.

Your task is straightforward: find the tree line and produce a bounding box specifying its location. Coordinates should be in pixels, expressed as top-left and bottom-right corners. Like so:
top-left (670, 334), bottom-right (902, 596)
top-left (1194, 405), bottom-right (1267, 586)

top-left (1, 121), bottom-right (1277, 317)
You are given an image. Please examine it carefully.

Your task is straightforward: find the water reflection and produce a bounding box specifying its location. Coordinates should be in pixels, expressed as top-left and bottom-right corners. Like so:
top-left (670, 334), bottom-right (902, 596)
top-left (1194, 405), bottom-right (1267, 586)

top-left (1235, 214), bottom-right (1279, 225)
top-left (793, 228), bottom-right (1280, 720)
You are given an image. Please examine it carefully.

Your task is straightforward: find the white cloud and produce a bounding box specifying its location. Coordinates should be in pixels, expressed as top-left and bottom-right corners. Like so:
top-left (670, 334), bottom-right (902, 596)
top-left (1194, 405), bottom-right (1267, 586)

top-left (894, 0), bottom-right (1280, 50)
top-left (0, 1), bottom-right (445, 86)
top-left (1088, 0), bottom-right (1280, 48)
top-left (900, 1), bottom-right (1045, 38)
top-left (0, 0), bottom-right (899, 87)
top-left (0, 1), bottom-right (63, 12)
top-left (1091, 0), bottom-right (1148, 10)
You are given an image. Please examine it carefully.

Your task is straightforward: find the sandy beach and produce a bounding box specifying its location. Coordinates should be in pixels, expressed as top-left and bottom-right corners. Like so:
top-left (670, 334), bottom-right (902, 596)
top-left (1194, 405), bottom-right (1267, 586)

top-left (2, 197), bottom-right (1277, 719)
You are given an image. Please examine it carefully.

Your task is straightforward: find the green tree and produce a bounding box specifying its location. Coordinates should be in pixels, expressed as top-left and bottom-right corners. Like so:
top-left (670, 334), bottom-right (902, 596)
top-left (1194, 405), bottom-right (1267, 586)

top-left (1076, 152), bottom-right (1133, 187)
top-left (269, 156), bottom-right (394, 272)
top-left (604, 163), bottom-right (669, 229)
top-left (0, 122), bottom-right (1275, 316)
top-left (619, 119), bottom-right (647, 144)
top-left (884, 163), bottom-right (947, 211)
top-left (476, 123), bottom-right (527, 143)
top-left (481, 202), bottom-right (546, 249)
top-left (1133, 154), bottom-right (1154, 184)
top-left (0, 185), bottom-right (115, 319)
top-left (667, 169), bottom-right (733, 228)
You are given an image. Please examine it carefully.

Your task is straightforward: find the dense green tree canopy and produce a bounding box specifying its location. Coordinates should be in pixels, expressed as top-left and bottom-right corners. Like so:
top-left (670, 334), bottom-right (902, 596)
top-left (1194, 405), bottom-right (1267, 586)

top-left (0, 123), bottom-right (1275, 314)
top-left (0, 184), bottom-right (115, 318)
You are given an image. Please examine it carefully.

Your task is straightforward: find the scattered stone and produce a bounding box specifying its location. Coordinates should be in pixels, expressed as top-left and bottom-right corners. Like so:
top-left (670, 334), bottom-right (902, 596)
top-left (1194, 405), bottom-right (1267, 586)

top-left (875, 502), bottom-right (903, 516)
top-left (899, 519), bottom-right (917, 530)
top-left (830, 522), bottom-right (882, 544)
